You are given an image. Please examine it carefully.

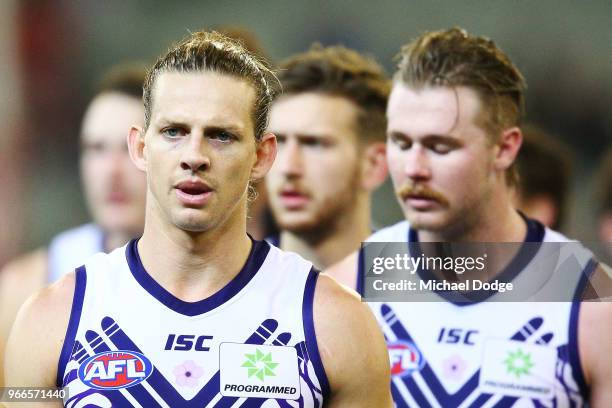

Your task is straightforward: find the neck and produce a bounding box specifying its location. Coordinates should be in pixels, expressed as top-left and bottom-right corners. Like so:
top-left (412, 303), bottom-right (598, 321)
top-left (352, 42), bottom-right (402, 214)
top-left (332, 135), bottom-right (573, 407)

top-left (246, 182), bottom-right (271, 240)
top-left (137, 200), bottom-right (252, 302)
top-left (281, 195), bottom-right (371, 269)
top-left (103, 230), bottom-right (136, 252)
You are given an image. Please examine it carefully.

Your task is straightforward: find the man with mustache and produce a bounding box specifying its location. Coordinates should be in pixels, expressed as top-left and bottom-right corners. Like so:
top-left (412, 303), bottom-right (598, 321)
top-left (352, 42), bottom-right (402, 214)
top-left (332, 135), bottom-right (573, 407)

top-left (266, 45), bottom-right (389, 270)
top-left (328, 28), bottom-right (612, 407)
top-left (0, 64), bottom-right (147, 387)
top-left (4, 31), bottom-right (391, 407)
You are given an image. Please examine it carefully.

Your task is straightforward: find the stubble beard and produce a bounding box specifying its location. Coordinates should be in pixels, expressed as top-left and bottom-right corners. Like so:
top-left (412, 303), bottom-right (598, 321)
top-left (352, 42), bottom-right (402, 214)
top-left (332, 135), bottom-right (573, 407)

top-left (277, 173), bottom-right (361, 243)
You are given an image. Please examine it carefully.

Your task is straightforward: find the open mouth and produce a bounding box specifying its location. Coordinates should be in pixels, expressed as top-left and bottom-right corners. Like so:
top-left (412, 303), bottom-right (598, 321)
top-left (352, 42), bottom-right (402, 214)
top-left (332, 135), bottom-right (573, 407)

top-left (175, 180), bottom-right (213, 206)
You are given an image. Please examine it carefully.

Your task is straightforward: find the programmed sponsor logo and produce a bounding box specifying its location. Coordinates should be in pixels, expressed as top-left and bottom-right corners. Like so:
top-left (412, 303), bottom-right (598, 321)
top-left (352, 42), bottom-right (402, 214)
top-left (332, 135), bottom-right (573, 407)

top-left (78, 350), bottom-right (153, 390)
top-left (223, 384), bottom-right (298, 394)
top-left (480, 339), bottom-right (555, 399)
top-left (220, 343), bottom-right (300, 399)
top-left (388, 341), bottom-right (425, 377)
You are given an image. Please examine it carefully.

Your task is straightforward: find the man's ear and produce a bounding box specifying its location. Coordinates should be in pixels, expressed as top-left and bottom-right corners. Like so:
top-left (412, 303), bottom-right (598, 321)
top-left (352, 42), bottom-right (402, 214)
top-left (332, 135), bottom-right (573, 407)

top-left (251, 132), bottom-right (277, 181)
top-left (128, 126), bottom-right (147, 172)
top-left (494, 126), bottom-right (522, 172)
top-left (600, 213), bottom-right (612, 243)
top-left (360, 142), bottom-right (388, 191)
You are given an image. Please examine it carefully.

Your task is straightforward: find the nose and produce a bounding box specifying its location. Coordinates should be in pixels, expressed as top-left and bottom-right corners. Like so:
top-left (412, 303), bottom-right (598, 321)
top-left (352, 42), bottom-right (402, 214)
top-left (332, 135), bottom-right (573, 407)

top-left (180, 133), bottom-right (210, 173)
top-left (277, 138), bottom-right (303, 179)
top-left (404, 145), bottom-right (431, 181)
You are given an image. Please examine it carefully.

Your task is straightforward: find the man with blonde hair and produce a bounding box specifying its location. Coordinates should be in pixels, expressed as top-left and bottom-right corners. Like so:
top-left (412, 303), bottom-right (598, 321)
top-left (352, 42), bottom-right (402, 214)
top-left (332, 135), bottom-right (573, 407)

top-left (329, 28), bottom-right (612, 407)
top-left (5, 31), bottom-right (391, 407)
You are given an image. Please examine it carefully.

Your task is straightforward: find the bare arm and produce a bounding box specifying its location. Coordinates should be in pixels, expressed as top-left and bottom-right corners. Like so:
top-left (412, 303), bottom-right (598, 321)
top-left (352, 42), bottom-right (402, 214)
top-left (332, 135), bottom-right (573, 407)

top-left (579, 264), bottom-right (612, 407)
top-left (3, 272), bottom-right (75, 407)
top-left (0, 249), bottom-right (48, 387)
top-left (314, 274), bottom-right (392, 407)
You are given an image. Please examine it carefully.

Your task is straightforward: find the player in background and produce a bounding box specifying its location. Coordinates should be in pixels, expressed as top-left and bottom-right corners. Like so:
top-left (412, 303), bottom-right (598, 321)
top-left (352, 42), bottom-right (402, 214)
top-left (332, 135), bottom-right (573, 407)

top-left (594, 149), bottom-right (612, 261)
top-left (266, 45), bottom-right (389, 270)
top-left (0, 64), bottom-right (147, 387)
top-left (328, 27), bottom-right (612, 406)
top-left (4, 31), bottom-right (391, 407)
top-left (513, 124), bottom-right (573, 230)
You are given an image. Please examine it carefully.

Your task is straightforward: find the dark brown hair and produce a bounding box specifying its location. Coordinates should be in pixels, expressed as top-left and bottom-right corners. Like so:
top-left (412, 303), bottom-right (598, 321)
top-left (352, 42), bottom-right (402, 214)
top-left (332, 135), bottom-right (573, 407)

top-left (276, 44), bottom-right (390, 142)
top-left (143, 30), bottom-right (278, 140)
top-left (595, 149), bottom-right (612, 216)
top-left (516, 125), bottom-right (573, 229)
top-left (95, 62), bottom-right (147, 100)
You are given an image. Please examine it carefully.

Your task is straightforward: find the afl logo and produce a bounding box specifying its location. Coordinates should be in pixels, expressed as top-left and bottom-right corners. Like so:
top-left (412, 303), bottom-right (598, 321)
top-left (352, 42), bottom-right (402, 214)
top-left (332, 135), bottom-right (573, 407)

top-left (388, 341), bottom-right (425, 377)
top-left (78, 350), bottom-right (153, 389)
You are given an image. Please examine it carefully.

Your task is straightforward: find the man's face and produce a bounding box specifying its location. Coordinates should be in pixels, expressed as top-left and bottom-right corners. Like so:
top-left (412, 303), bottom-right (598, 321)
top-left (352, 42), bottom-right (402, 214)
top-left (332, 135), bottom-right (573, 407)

top-left (141, 71), bottom-right (258, 232)
top-left (80, 93), bottom-right (146, 235)
top-left (386, 84), bottom-right (496, 234)
top-left (266, 93), bottom-right (362, 234)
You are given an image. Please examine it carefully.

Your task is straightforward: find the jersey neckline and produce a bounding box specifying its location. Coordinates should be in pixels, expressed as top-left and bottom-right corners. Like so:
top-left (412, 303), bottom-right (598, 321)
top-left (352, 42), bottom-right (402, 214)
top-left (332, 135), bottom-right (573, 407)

top-left (408, 214), bottom-right (546, 306)
top-left (125, 237), bottom-right (271, 316)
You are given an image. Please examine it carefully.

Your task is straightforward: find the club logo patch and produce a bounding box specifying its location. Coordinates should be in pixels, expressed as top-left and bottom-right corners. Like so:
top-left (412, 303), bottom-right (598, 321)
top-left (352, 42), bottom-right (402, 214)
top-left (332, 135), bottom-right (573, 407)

top-left (78, 350), bottom-right (153, 390)
top-left (388, 341), bottom-right (425, 377)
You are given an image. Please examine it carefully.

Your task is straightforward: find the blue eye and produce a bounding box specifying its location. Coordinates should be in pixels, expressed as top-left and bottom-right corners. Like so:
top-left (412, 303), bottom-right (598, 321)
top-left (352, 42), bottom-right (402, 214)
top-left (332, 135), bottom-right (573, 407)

top-left (162, 127), bottom-right (184, 138)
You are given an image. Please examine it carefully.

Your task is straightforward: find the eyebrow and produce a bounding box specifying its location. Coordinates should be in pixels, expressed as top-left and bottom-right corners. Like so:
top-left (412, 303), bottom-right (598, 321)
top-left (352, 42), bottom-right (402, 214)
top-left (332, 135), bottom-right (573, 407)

top-left (388, 132), bottom-right (464, 150)
top-left (275, 133), bottom-right (337, 147)
top-left (155, 117), bottom-right (246, 134)
top-left (388, 131), bottom-right (460, 142)
top-left (273, 131), bottom-right (336, 139)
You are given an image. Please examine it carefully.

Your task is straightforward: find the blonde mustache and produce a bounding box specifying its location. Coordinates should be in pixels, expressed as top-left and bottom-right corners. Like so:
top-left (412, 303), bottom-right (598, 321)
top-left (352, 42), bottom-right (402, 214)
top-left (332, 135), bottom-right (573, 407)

top-left (396, 183), bottom-right (450, 207)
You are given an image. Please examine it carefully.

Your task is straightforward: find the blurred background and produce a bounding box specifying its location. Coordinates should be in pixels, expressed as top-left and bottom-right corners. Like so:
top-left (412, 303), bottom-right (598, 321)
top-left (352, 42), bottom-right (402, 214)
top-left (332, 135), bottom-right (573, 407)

top-left (1, 0), bottom-right (610, 264)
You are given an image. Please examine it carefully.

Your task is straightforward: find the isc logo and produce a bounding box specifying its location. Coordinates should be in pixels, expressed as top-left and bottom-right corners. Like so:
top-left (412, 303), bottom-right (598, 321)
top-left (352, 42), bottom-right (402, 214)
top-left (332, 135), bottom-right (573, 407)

top-left (165, 334), bottom-right (214, 351)
top-left (78, 350), bottom-right (153, 389)
top-left (388, 341), bottom-right (425, 378)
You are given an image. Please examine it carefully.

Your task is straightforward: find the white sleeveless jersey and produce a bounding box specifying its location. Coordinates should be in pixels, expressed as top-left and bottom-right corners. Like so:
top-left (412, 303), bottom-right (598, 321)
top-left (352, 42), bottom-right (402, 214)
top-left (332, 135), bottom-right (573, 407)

top-left (57, 239), bottom-right (328, 408)
top-left (361, 219), bottom-right (596, 407)
top-left (47, 223), bottom-right (104, 283)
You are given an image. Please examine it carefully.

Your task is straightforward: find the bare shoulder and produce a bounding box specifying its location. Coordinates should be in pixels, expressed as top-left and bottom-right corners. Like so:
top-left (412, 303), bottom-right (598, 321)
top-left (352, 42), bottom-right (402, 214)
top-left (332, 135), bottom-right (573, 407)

top-left (0, 248), bottom-right (49, 315)
top-left (0, 248), bottom-right (48, 300)
top-left (578, 296), bottom-right (612, 406)
top-left (313, 274), bottom-right (392, 407)
top-left (0, 248), bottom-right (49, 386)
top-left (1, 248), bottom-right (48, 274)
top-left (4, 271), bottom-right (76, 386)
top-left (21, 270), bottom-right (76, 324)
top-left (323, 251), bottom-right (358, 290)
